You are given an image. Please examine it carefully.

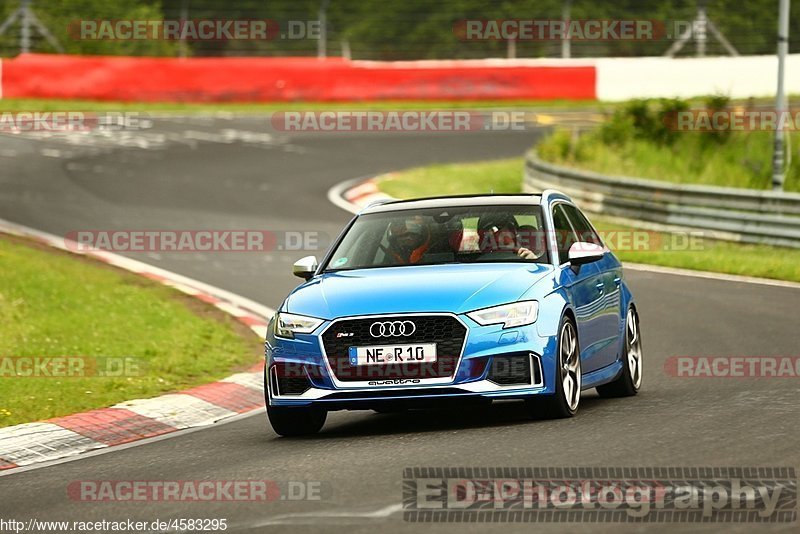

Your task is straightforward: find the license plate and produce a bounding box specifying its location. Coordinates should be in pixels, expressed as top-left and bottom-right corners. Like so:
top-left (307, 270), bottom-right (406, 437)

top-left (349, 343), bottom-right (437, 366)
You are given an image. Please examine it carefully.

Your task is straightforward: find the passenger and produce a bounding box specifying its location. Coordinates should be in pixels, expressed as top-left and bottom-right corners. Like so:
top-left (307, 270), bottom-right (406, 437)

top-left (477, 214), bottom-right (538, 260)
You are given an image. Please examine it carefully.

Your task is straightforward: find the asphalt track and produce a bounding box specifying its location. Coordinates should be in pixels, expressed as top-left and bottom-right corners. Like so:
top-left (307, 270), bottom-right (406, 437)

top-left (0, 115), bottom-right (798, 533)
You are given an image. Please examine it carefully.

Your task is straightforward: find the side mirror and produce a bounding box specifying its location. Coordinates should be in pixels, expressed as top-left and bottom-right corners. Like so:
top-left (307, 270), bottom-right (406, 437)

top-left (568, 242), bottom-right (605, 266)
top-left (292, 256), bottom-right (318, 280)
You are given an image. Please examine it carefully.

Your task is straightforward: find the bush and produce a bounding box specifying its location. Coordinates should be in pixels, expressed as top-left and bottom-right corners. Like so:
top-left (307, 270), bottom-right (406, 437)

top-left (655, 98), bottom-right (691, 146)
top-left (703, 94), bottom-right (733, 145)
top-left (536, 97), bottom-right (800, 192)
top-left (597, 98), bottom-right (693, 148)
top-left (598, 109), bottom-right (635, 146)
top-left (537, 129), bottom-right (575, 161)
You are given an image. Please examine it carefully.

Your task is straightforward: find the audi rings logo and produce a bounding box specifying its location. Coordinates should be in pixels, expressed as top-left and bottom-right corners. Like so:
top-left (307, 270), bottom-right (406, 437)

top-left (369, 320), bottom-right (416, 338)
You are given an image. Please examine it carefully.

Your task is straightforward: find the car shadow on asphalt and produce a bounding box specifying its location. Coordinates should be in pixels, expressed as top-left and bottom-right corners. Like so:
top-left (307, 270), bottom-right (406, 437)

top-left (272, 395), bottom-right (607, 440)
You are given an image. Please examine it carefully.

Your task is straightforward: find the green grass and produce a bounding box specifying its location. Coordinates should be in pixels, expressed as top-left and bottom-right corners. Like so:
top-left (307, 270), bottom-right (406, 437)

top-left (2, 95), bottom-right (796, 114)
top-left (379, 159), bottom-right (524, 199)
top-left (538, 129), bottom-right (800, 192)
top-left (0, 98), bottom-right (605, 114)
top-left (0, 234), bottom-right (261, 427)
top-left (374, 158), bottom-right (800, 283)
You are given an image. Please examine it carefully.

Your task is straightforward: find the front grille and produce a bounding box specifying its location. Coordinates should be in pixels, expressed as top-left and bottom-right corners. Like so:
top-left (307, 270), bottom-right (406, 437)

top-left (321, 315), bottom-right (467, 382)
top-left (487, 353), bottom-right (539, 386)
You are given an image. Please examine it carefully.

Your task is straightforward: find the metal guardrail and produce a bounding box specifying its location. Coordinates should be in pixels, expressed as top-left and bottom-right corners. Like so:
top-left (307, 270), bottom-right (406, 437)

top-left (524, 152), bottom-right (800, 249)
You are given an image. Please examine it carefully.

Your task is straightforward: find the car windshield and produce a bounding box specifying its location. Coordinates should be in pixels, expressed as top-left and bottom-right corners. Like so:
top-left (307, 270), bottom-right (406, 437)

top-left (323, 204), bottom-right (549, 271)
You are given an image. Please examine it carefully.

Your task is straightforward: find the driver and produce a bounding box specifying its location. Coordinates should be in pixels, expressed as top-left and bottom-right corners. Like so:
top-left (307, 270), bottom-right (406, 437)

top-left (386, 216), bottom-right (432, 264)
top-left (477, 213), bottom-right (538, 260)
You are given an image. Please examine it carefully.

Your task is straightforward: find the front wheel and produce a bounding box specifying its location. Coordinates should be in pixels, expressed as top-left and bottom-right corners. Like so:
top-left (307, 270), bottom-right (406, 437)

top-left (527, 315), bottom-right (581, 419)
top-left (267, 404), bottom-right (326, 436)
top-left (597, 306), bottom-right (642, 398)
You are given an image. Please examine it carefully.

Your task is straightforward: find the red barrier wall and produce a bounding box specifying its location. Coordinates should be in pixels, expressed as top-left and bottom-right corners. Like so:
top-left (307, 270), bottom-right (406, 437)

top-left (0, 54), bottom-right (596, 102)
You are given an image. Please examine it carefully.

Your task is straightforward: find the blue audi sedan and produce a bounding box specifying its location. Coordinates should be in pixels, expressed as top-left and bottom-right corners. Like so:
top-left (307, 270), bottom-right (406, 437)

top-left (265, 190), bottom-right (642, 435)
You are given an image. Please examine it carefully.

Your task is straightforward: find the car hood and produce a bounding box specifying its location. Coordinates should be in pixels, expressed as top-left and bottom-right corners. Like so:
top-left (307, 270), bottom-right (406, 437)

top-left (285, 263), bottom-right (554, 319)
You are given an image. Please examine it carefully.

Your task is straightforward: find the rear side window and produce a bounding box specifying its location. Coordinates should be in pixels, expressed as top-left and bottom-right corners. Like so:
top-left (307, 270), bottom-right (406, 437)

top-left (551, 204), bottom-right (578, 264)
top-left (561, 204), bottom-right (603, 246)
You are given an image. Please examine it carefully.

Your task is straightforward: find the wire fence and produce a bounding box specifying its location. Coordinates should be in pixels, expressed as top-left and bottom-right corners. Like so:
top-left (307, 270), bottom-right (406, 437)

top-left (0, 0), bottom-right (798, 59)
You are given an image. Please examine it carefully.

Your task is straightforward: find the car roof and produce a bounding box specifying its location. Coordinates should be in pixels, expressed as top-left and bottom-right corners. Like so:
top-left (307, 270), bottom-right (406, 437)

top-left (360, 193), bottom-right (545, 214)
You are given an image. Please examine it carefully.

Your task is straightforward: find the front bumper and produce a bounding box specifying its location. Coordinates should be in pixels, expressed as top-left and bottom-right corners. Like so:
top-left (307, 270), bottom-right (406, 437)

top-left (265, 313), bottom-right (558, 410)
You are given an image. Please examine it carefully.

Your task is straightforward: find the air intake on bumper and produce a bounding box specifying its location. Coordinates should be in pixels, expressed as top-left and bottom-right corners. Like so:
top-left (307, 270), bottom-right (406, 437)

top-left (487, 353), bottom-right (542, 386)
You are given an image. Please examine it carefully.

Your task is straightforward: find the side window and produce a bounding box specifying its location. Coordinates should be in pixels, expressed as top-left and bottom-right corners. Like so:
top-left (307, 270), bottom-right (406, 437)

top-left (561, 204), bottom-right (602, 246)
top-left (551, 204), bottom-right (578, 264)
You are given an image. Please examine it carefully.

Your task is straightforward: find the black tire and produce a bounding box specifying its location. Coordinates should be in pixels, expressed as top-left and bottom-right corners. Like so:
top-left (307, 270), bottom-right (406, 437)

top-left (526, 314), bottom-right (581, 419)
top-left (597, 306), bottom-right (642, 398)
top-left (267, 403), bottom-right (326, 436)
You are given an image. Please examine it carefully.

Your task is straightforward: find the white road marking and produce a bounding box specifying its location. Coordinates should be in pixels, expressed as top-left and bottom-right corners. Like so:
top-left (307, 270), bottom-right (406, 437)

top-left (623, 262), bottom-right (800, 290)
top-left (4, 124), bottom-right (287, 155)
top-left (39, 148), bottom-right (63, 158)
top-left (245, 503), bottom-right (404, 527)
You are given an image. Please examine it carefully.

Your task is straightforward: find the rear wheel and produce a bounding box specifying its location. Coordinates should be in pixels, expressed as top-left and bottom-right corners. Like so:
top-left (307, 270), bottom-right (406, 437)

top-left (597, 306), bottom-right (642, 398)
top-left (527, 315), bottom-right (581, 419)
top-left (267, 404), bottom-right (326, 436)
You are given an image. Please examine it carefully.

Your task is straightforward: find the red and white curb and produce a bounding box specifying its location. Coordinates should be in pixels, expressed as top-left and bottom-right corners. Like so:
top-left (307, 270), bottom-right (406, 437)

top-left (342, 178), bottom-right (394, 209)
top-left (0, 218), bottom-right (273, 471)
top-left (327, 174), bottom-right (394, 215)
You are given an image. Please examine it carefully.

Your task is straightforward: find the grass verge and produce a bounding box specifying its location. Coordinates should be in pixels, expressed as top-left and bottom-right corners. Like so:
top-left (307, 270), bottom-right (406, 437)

top-left (536, 98), bottom-right (800, 192)
top-left (1, 95), bottom-right (796, 114)
top-left (0, 233), bottom-right (262, 427)
top-left (375, 158), bottom-right (800, 283)
top-left (0, 98), bottom-right (604, 113)
top-left (538, 129), bottom-right (800, 193)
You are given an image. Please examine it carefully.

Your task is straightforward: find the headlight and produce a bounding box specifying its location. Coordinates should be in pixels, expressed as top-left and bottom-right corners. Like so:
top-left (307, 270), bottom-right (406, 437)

top-left (274, 312), bottom-right (324, 339)
top-left (467, 301), bottom-right (539, 329)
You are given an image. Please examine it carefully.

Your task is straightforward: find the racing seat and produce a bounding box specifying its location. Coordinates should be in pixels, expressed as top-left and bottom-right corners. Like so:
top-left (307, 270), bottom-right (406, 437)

top-left (421, 218), bottom-right (463, 263)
